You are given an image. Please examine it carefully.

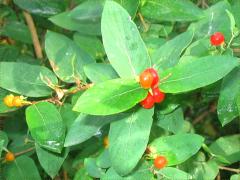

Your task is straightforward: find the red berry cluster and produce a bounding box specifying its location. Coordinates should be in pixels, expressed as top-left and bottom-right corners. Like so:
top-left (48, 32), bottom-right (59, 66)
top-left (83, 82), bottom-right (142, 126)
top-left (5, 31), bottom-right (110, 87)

top-left (139, 68), bottom-right (165, 109)
top-left (210, 32), bottom-right (225, 46)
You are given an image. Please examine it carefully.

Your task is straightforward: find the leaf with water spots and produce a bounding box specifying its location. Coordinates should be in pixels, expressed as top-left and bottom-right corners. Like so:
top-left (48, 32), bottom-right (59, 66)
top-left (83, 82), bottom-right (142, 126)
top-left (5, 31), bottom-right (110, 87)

top-left (217, 67), bottom-right (240, 126)
top-left (73, 78), bottom-right (148, 115)
top-left (26, 102), bottom-right (65, 153)
top-left (102, 1), bottom-right (150, 78)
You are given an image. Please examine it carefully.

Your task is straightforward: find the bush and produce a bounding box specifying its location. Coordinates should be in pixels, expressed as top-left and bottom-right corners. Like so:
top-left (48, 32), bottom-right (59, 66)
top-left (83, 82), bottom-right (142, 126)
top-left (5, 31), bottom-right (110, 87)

top-left (0, 0), bottom-right (240, 179)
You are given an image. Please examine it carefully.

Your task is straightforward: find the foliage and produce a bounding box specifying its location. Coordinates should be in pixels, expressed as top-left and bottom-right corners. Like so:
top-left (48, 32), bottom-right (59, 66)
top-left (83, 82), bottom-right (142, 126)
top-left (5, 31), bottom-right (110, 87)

top-left (0, 0), bottom-right (239, 179)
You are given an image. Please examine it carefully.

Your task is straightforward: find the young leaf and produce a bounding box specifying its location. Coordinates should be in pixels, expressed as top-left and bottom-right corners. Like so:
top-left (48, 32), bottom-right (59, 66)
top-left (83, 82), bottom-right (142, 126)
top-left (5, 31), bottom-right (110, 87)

top-left (152, 30), bottom-right (194, 72)
top-left (217, 67), bottom-right (240, 126)
top-left (64, 113), bottom-right (122, 147)
top-left (73, 78), bottom-right (148, 115)
top-left (149, 134), bottom-right (204, 166)
top-left (157, 167), bottom-right (192, 180)
top-left (159, 56), bottom-right (239, 93)
top-left (26, 102), bottom-right (65, 153)
top-left (0, 140), bottom-right (4, 157)
top-left (35, 144), bottom-right (69, 178)
top-left (101, 1), bottom-right (150, 78)
top-left (140, 0), bottom-right (203, 22)
top-left (109, 108), bottom-right (154, 176)
top-left (209, 135), bottom-right (240, 164)
top-left (3, 156), bottom-right (41, 180)
top-left (0, 62), bottom-right (58, 97)
top-left (45, 31), bottom-right (94, 83)
top-left (84, 63), bottom-right (119, 83)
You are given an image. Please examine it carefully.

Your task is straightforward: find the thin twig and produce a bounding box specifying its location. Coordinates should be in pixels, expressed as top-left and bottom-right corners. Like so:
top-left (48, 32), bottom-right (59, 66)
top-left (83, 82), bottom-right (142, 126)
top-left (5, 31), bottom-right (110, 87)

top-left (14, 147), bottom-right (35, 157)
top-left (192, 102), bottom-right (216, 125)
top-left (219, 166), bottom-right (240, 174)
top-left (138, 13), bottom-right (149, 32)
top-left (23, 11), bottom-right (43, 60)
top-left (63, 170), bottom-right (68, 180)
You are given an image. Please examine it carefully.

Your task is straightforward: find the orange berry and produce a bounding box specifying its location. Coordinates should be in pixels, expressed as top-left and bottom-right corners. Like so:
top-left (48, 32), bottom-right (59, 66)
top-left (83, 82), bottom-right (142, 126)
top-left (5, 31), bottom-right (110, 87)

top-left (139, 70), bottom-right (154, 89)
top-left (3, 94), bottom-right (14, 107)
top-left (103, 136), bottom-right (109, 148)
top-left (12, 96), bottom-right (24, 107)
top-left (5, 152), bottom-right (15, 162)
top-left (154, 156), bottom-right (167, 169)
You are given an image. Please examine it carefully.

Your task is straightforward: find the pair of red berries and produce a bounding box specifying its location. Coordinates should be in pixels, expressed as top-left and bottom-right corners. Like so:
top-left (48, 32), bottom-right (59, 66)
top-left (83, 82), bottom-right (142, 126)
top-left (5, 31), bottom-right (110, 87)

top-left (139, 68), bottom-right (165, 109)
top-left (210, 32), bottom-right (225, 46)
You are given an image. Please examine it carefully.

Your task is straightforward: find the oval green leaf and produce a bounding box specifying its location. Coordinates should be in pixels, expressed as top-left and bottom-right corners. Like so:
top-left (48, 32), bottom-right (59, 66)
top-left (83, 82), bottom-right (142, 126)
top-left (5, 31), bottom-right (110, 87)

top-left (73, 78), bottom-right (148, 115)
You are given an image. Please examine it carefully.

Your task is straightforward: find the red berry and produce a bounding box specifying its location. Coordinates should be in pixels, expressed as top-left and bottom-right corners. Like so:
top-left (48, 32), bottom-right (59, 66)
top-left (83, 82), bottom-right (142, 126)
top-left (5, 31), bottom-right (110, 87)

top-left (140, 93), bottom-right (154, 109)
top-left (146, 68), bottom-right (159, 87)
top-left (210, 32), bottom-right (225, 46)
top-left (5, 152), bottom-right (15, 162)
top-left (139, 70), bottom-right (153, 89)
top-left (154, 156), bottom-right (167, 169)
top-left (152, 87), bottom-right (165, 103)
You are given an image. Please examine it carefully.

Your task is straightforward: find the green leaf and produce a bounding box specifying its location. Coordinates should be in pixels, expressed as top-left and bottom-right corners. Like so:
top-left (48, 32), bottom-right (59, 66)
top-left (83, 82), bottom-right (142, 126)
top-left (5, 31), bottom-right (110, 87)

top-left (189, 1), bottom-right (232, 40)
top-left (73, 78), bottom-right (148, 115)
top-left (156, 108), bottom-right (184, 134)
top-left (217, 67), bottom-right (240, 126)
top-left (140, 0), bottom-right (204, 22)
top-left (0, 45), bottom-right (20, 62)
top-left (102, 161), bottom-right (154, 180)
top-left (231, 174), bottom-right (240, 180)
top-left (0, 140), bottom-right (4, 157)
top-left (74, 168), bottom-right (92, 180)
top-left (231, 0), bottom-right (240, 29)
top-left (84, 158), bottom-right (105, 178)
top-left (149, 134), bottom-right (204, 166)
top-left (64, 113), bottom-right (120, 146)
top-left (45, 31), bottom-right (94, 83)
top-left (26, 102), bottom-right (65, 153)
top-left (13, 0), bottom-right (65, 17)
top-left (159, 56), bottom-right (239, 93)
top-left (152, 30), bottom-right (194, 72)
top-left (49, 12), bottom-right (101, 35)
top-left (69, 0), bottom-right (104, 23)
top-left (115, 0), bottom-right (140, 18)
top-left (0, 130), bottom-right (8, 148)
top-left (210, 135), bottom-right (240, 164)
top-left (96, 149), bottom-right (111, 169)
top-left (84, 63), bottom-right (119, 83)
top-left (0, 62), bottom-right (58, 97)
top-left (183, 38), bottom-right (210, 57)
top-left (109, 108), bottom-right (154, 176)
top-left (157, 167), bottom-right (192, 180)
top-left (3, 156), bottom-right (41, 180)
top-left (102, 1), bottom-right (150, 78)
top-left (73, 33), bottom-right (105, 59)
top-left (0, 21), bottom-right (32, 44)
top-left (35, 144), bottom-right (69, 178)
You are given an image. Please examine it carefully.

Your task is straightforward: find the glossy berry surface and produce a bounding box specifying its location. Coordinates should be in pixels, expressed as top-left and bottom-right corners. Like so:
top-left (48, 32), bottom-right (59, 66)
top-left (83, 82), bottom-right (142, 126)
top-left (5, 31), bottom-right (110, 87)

top-left (3, 94), bottom-right (14, 107)
top-left (152, 87), bottom-right (165, 103)
top-left (140, 93), bottom-right (155, 109)
top-left (139, 70), bottom-right (153, 89)
top-left (210, 32), bottom-right (225, 46)
top-left (5, 152), bottom-right (15, 162)
top-left (154, 156), bottom-right (167, 169)
top-left (146, 68), bottom-right (159, 87)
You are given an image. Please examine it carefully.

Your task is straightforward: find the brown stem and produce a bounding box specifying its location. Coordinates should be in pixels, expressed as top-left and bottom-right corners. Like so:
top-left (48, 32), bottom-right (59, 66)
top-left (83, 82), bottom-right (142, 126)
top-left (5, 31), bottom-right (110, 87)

top-left (23, 11), bottom-right (43, 60)
top-left (63, 170), bottom-right (68, 180)
top-left (219, 166), bottom-right (240, 174)
top-left (14, 147), bottom-right (35, 157)
top-left (192, 102), bottom-right (216, 125)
